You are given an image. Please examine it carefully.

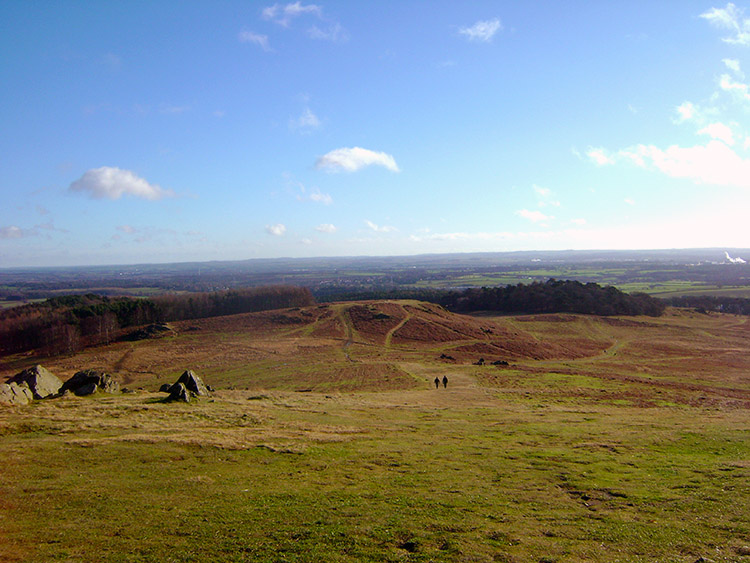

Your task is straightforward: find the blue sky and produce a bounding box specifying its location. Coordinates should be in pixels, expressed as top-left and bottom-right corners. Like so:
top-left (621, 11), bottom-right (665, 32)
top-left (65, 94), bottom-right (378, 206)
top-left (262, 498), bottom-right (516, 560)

top-left (2, 1), bottom-right (750, 267)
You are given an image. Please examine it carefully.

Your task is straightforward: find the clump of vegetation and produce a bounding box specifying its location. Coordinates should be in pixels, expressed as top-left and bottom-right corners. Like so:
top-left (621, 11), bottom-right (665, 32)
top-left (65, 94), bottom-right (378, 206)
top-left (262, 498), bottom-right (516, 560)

top-left (442, 279), bottom-right (666, 316)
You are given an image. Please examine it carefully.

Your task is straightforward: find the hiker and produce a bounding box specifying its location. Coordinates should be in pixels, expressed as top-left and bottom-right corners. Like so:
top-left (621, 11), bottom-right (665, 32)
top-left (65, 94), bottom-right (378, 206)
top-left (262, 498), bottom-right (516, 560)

top-left (442, 375), bottom-right (448, 388)
top-left (434, 377), bottom-right (440, 389)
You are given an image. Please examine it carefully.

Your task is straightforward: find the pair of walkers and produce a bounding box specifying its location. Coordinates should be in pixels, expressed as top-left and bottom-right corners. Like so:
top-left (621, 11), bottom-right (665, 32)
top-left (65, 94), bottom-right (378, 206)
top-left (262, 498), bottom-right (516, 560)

top-left (434, 375), bottom-right (448, 389)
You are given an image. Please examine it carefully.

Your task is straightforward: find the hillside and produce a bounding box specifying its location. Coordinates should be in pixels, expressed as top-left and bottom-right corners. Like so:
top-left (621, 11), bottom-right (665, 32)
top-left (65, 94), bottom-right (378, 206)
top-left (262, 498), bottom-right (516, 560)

top-left (1, 300), bottom-right (750, 562)
top-left (2, 300), bottom-right (749, 406)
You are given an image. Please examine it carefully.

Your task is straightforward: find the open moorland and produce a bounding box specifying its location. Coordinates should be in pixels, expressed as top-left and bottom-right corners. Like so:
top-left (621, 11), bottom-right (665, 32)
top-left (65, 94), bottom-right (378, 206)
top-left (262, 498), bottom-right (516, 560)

top-left (1, 301), bottom-right (749, 562)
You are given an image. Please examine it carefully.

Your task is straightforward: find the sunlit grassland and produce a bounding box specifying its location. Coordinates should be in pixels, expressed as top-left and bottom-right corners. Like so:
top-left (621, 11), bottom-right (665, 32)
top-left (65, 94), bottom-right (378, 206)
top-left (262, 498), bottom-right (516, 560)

top-left (1, 388), bottom-right (748, 563)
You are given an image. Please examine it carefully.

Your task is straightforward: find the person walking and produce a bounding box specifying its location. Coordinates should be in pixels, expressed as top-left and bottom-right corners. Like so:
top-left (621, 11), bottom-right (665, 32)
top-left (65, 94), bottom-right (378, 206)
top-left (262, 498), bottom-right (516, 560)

top-left (434, 377), bottom-right (440, 389)
top-left (442, 375), bottom-right (448, 388)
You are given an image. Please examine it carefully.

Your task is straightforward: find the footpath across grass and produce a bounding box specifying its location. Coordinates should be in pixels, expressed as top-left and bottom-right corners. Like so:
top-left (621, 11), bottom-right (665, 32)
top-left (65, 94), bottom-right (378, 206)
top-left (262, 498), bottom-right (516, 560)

top-left (1, 387), bottom-right (748, 563)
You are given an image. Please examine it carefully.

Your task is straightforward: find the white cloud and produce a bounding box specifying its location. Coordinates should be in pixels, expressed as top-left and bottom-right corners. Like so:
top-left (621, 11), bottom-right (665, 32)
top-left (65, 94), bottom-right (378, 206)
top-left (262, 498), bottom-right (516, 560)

top-left (698, 122), bottom-right (735, 145)
top-left (239, 30), bottom-right (272, 51)
top-left (266, 223), bottom-right (286, 236)
top-left (263, 2), bottom-right (322, 26)
top-left (289, 107), bottom-right (321, 131)
top-left (117, 225), bottom-right (137, 234)
top-left (300, 237), bottom-right (313, 245)
top-left (459, 18), bottom-right (502, 42)
top-left (674, 101), bottom-right (698, 123)
top-left (624, 198), bottom-right (636, 206)
top-left (571, 218), bottom-right (587, 226)
top-left (701, 3), bottom-right (750, 46)
top-left (515, 209), bottom-right (552, 223)
top-left (365, 220), bottom-right (397, 233)
top-left (315, 223), bottom-right (337, 233)
top-left (69, 167), bottom-right (175, 200)
top-left (316, 147), bottom-right (400, 173)
top-left (586, 147), bottom-right (615, 166)
top-left (615, 139), bottom-right (750, 189)
top-left (719, 73), bottom-right (750, 103)
top-left (0, 225), bottom-right (23, 239)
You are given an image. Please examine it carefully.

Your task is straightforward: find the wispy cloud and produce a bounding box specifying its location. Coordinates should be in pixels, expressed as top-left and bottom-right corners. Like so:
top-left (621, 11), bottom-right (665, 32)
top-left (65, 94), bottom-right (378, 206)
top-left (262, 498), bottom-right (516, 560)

top-left (239, 30), bottom-right (272, 51)
top-left (315, 223), bottom-right (337, 233)
top-left (308, 22), bottom-right (348, 42)
top-left (259, 2), bottom-right (346, 43)
top-left (159, 103), bottom-right (191, 115)
top-left (69, 167), bottom-right (175, 200)
top-left (316, 147), bottom-right (399, 173)
top-left (309, 190), bottom-right (332, 204)
top-left (533, 184), bottom-right (561, 207)
top-left (458, 18), bottom-right (502, 42)
top-left (701, 3), bottom-right (750, 46)
top-left (365, 220), bottom-right (397, 233)
top-left (0, 225), bottom-right (23, 239)
top-left (724, 58), bottom-right (743, 75)
top-left (1, 221), bottom-right (69, 240)
top-left (263, 2), bottom-right (322, 27)
top-left (293, 178), bottom-right (332, 204)
top-left (586, 147), bottom-right (615, 165)
top-left (719, 72), bottom-right (750, 103)
top-left (289, 107), bottom-right (321, 132)
top-left (266, 223), bottom-right (287, 236)
top-left (515, 209), bottom-right (552, 223)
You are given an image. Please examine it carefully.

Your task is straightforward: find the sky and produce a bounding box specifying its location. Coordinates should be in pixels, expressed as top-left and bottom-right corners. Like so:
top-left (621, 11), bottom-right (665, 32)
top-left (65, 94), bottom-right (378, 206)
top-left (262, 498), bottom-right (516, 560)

top-left (3, 1), bottom-right (750, 267)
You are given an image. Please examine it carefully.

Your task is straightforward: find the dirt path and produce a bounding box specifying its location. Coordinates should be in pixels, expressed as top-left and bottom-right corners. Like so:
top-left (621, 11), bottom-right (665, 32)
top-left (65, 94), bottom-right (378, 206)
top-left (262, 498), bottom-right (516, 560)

top-left (384, 304), bottom-right (411, 348)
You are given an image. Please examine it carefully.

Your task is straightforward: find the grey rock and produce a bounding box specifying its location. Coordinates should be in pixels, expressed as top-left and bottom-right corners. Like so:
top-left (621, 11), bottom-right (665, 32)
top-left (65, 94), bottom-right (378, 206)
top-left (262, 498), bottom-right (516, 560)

top-left (159, 383), bottom-right (172, 393)
top-left (60, 369), bottom-right (120, 396)
top-left (170, 370), bottom-right (210, 397)
top-left (167, 382), bottom-right (191, 402)
top-left (74, 382), bottom-right (98, 396)
top-left (0, 382), bottom-right (33, 406)
top-left (10, 364), bottom-right (63, 399)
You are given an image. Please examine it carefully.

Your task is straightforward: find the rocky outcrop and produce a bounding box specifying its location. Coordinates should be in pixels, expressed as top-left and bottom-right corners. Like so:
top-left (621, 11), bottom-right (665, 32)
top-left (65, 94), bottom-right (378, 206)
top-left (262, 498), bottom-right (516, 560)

top-left (168, 382), bottom-right (192, 402)
top-left (60, 370), bottom-right (120, 396)
top-left (9, 365), bottom-right (63, 399)
top-left (0, 382), bottom-right (33, 406)
top-left (170, 370), bottom-right (210, 397)
top-left (164, 370), bottom-right (212, 402)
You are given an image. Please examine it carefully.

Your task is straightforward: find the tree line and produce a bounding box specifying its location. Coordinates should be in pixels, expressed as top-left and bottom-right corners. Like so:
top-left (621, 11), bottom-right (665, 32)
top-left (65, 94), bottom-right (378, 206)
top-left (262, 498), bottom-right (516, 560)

top-left (316, 279), bottom-right (666, 317)
top-left (664, 295), bottom-right (750, 316)
top-left (0, 286), bottom-right (313, 356)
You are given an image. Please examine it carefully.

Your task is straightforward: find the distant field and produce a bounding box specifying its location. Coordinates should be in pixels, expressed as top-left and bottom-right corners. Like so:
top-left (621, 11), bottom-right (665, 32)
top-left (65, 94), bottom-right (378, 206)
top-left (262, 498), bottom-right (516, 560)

top-left (1, 302), bottom-right (749, 562)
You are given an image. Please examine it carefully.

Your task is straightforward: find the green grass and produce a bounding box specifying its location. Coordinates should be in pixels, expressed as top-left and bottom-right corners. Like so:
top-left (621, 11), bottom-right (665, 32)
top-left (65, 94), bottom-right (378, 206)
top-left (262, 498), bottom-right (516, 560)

top-left (1, 390), bottom-right (749, 563)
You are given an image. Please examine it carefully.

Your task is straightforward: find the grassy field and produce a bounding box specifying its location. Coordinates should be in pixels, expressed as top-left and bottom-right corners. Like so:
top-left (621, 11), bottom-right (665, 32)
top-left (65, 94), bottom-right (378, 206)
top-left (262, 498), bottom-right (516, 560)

top-left (1, 302), bottom-right (749, 562)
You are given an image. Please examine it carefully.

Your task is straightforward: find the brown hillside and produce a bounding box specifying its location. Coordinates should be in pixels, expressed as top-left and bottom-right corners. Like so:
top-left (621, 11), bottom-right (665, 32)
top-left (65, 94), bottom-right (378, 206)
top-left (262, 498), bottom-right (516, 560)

top-left (0, 300), bottom-right (658, 392)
